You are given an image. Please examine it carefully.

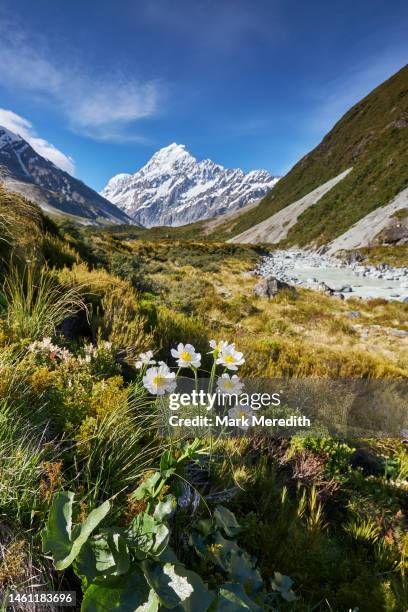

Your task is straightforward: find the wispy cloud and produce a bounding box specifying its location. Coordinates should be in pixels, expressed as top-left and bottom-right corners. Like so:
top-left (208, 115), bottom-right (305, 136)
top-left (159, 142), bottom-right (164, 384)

top-left (0, 108), bottom-right (75, 174)
top-left (0, 19), bottom-right (164, 142)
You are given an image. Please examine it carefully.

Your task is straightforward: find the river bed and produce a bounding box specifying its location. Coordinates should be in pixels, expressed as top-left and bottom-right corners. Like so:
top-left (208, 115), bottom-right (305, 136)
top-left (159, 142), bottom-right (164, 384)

top-left (258, 250), bottom-right (408, 302)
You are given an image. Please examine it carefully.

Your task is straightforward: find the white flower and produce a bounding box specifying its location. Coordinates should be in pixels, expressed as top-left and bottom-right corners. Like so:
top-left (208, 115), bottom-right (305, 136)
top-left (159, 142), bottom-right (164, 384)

top-left (59, 348), bottom-right (72, 362)
top-left (27, 337), bottom-right (70, 361)
top-left (171, 343), bottom-right (201, 368)
top-left (84, 343), bottom-right (96, 356)
top-left (216, 345), bottom-right (245, 371)
top-left (217, 373), bottom-right (244, 395)
top-left (209, 339), bottom-right (229, 354)
top-left (135, 350), bottom-right (156, 369)
top-left (228, 403), bottom-right (252, 430)
top-left (143, 363), bottom-right (176, 396)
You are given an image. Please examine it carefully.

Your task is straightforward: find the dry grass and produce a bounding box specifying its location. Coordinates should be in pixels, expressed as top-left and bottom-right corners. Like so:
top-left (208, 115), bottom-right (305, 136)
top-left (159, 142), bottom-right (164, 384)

top-left (137, 244), bottom-right (408, 378)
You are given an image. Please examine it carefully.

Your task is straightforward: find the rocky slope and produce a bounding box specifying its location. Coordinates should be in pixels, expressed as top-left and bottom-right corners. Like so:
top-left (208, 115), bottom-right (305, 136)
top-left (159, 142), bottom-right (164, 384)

top-left (101, 143), bottom-right (278, 227)
top-left (0, 126), bottom-right (131, 225)
top-left (211, 64), bottom-right (408, 248)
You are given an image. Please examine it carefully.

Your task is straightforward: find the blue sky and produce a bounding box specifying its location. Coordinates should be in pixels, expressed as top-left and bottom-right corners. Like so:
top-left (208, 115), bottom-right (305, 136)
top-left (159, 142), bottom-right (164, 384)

top-left (0, 1), bottom-right (407, 191)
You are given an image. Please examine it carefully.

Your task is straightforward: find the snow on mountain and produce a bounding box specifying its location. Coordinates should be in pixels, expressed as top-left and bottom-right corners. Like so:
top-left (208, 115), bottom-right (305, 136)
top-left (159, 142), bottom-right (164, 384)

top-left (0, 126), bottom-right (131, 225)
top-left (101, 143), bottom-right (279, 227)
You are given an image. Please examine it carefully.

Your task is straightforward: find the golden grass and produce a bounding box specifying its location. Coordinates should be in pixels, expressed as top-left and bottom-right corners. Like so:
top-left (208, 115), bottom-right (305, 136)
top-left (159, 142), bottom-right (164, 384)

top-left (141, 248), bottom-right (408, 378)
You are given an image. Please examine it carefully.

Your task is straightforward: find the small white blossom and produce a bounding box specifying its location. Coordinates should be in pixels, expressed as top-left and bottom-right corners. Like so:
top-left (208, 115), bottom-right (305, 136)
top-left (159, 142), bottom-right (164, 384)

top-left (209, 339), bottom-right (229, 354)
top-left (143, 363), bottom-right (176, 396)
top-left (84, 343), bottom-right (96, 356)
top-left (217, 373), bottom-right (244, 395)
top-left (228, 403), bottom-right (252, 430)
top-left (171, 343), bottom-right (201, 368)
top-left (135, 350), bottom-right (156, 369)
top-left (59, 348), bottom-right (72, 362)
top-left (27, 337), bottom-right (71, 361)
top-left (216, 345), bottom-right (245, 371)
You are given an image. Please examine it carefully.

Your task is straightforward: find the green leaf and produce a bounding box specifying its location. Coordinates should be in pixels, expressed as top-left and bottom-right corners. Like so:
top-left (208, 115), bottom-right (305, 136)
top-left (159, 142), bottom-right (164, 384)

top-left (81, 568), bottom-right (155, 611)
top-left (213, 506), bottom-right (241, 537)
top-left (153, 495), bottom-right (176, 522)
top-left (126, 513), bottom-right (170, 559)
top-left (42, 492), bottom-right (110, 571)
top-left (195, 519), bottom-right (213, 537)
top-left (133, 472), bottom-right (162, 501)
top-left (201, 531), bottom-right (241, 573)
top-left (142, 561), bottom-right (214, 611)
top-left (211, 583), bottom-right (262, 611)
top-left (271, 572), bottom-right (296, 602)
top-left (76, 531), bottom-right (130, 583)
top-left (42, 491), bottom-right (74, 566)
top-left (228, 551), bottom-right (263, 595)
top-left (160, 450), bottom-right (176, 473)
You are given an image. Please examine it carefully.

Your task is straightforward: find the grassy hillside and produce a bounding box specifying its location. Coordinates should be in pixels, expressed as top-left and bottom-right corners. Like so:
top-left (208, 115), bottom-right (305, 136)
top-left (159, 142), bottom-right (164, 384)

top-left (210, 64), bottom-right (408, 245)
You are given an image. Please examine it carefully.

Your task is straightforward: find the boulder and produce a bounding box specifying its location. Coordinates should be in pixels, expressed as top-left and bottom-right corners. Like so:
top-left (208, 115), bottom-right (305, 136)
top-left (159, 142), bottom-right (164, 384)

top-left (350, 448), bottom-right (384, 476)
top-left (253, 276), bottom-right (294, 298)
top-left (317, 282), bottom-right (334, 295)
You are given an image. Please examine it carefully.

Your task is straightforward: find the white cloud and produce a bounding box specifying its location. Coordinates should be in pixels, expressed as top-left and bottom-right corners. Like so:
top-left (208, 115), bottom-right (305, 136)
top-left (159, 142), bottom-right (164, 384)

top-left (0, 108), bottom-right (75, 175)
top-left (0, 21), bottom-right (163, 142)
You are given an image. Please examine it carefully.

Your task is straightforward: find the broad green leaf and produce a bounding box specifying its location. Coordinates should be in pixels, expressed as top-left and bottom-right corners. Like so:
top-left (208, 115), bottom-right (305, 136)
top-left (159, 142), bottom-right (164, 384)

top-left (202, 531), bottom-right (241, 573)
top-left (228, 551), bottom-right (263, 595)
top-left (81, 568), bottom-right (154, 612)
top-left (271, 572), bottom-right (296, 602)
top-left (133, 472), bottom-right (161, 500)
top-left (42, 491), bottom-right (110, 570)
top-left (76, 531), bottom-right (130, 583)
top-left (153, 495), bottom-right (176, 522)
top-left (142, 561), bottom-right (214, 611)
top-left (211, 583), bottom-right (262, 611)
top-left (214, 506), bottom-right (241, 537)
top-left (195, 519), bottom-right (213, 537)
top-left (126, 513), bottom-right (170, 559)
top-left (42, 491), bottom-right (74, 566)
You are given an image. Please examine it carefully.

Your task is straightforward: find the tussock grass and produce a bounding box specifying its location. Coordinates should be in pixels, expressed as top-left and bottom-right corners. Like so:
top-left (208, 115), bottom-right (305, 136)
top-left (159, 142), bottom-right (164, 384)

top-left (2, 264), bottom-right (85, 342)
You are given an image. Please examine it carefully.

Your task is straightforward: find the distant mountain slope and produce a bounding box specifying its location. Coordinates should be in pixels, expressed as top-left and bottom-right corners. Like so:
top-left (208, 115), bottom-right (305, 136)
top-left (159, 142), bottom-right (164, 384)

top-left (101, 143), bottom-right (279, 227)
top-left (230, 168), bottom-right (352, 244)
top-left (0, 126), bottom-right (131, 225)
top-left (212, 64), bottom-right (408, 246)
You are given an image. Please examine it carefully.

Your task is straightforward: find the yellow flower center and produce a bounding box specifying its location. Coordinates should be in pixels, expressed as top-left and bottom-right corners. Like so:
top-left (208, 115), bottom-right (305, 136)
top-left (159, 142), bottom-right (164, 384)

top-left (153, 375), bottom-right (166, 386)
top-left (224, 355), bottom-right (236, 363)
top-left (224, 381), bottom-right (233, 389)
top-left (181, 351), bottom-right (192, 361)
top-left (238, 410), bottom-right (247, 419)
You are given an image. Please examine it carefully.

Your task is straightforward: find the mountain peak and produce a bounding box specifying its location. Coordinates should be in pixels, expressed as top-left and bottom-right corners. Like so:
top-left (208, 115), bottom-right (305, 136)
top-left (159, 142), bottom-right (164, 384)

top-left (101, 145), bottom-right (279, 227)
top-left (145, 143), bottom-right (196, 173)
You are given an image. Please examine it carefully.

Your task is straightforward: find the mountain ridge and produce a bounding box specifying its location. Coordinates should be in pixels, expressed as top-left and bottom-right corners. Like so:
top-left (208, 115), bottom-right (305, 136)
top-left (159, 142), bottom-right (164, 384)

top-left (0, 126), bottom-right (132, 225)
top-left (101, 143), bottom-right (279, 227)
top-left (210, 63), bottom-right (408, 247)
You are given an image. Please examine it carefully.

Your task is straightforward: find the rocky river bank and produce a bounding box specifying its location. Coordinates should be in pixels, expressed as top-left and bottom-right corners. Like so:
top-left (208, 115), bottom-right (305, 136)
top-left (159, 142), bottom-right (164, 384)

top-left (257, 250), bottom-right (408, 302)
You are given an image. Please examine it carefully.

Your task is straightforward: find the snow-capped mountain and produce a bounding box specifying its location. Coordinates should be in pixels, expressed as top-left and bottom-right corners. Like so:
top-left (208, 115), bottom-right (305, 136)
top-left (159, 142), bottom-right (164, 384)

top-left (101, 143), bottom-right (279, 227)
top-left (0, 126), bottom-right (131, 225)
